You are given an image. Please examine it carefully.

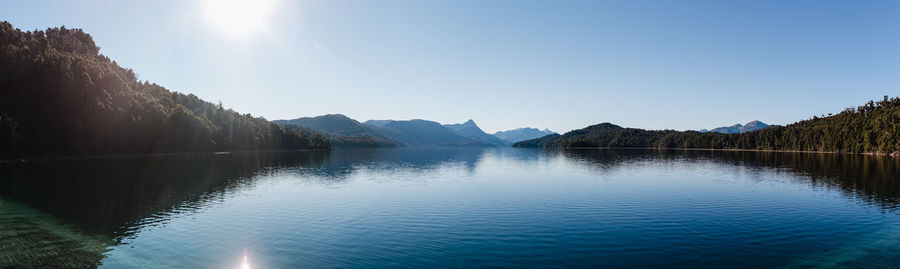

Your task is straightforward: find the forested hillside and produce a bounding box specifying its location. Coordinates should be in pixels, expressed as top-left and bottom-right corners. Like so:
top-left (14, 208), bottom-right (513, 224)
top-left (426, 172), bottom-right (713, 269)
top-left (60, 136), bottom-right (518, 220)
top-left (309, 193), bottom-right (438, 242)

top-left (515, 97), bottom-right (900, 155)
top-left (0, 22), bottom-right (330, 156)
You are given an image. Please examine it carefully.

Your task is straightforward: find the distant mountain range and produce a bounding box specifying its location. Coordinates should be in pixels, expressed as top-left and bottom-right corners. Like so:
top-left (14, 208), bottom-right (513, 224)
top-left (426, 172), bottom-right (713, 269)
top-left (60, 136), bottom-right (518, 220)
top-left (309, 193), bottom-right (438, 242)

top-left (700, 120), bottom-right (771, 134)
top-left (273, 115), bottom-right (400, 147)
top-left (443, 120), bottom-right (511, 146)
top-left (493, 128), bottom-right (557, 143)
top-left (278, 115), bottom-right (514, 147)
top-left (376, 119), bottom-right (479, 146)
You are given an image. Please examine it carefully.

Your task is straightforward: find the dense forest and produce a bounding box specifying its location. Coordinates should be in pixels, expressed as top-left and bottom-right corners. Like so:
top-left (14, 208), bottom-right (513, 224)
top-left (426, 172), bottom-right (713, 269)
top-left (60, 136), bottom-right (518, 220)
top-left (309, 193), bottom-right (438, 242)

top-left (515, 96), bottom-right (900, 155)
top-left (0, 22), bottom-right (330, 157)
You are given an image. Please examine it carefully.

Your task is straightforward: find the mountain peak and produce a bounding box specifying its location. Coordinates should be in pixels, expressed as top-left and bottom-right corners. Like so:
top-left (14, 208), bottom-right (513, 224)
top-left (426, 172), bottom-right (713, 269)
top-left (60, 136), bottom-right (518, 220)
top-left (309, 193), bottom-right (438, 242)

top-left (590, 122), bottom-right (622, 130)
top-left (444, 119), bottom-right (480, 131)
top-left (707, 120), bottom-right (770, 134)
top-left (321, 114), bottom-right (351, 120)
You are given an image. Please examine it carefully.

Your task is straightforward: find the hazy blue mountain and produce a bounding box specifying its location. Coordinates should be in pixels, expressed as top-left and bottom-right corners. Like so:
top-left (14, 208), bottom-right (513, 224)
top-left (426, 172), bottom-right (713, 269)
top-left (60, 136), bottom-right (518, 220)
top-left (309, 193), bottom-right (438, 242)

top-left (493, 127), bottom-right (557, 143)
top-left (705, 120), bottom-right (770, 134)
top-left (278, 116), bottom-right (508, 147)
top-left (362, 120), bottom-right (394, 127)
top-left (376, 120), bottom-right (471, 146)
top-left (358, 119), bottom-right (494, 146)
top-left (275, 114), bottom-right (401, 147)
top-left (444, 120), bottom-right (510, 146)
top-left (275, 114), bottom-right (388, 139)
top-left (707, 124), bottom-right (743, 134)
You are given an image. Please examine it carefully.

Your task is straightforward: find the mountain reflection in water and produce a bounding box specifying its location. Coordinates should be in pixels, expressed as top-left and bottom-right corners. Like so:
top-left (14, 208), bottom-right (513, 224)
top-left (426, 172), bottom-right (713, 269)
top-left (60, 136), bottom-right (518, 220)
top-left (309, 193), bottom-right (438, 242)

top-left (0, 148), bottom-right (898, 268)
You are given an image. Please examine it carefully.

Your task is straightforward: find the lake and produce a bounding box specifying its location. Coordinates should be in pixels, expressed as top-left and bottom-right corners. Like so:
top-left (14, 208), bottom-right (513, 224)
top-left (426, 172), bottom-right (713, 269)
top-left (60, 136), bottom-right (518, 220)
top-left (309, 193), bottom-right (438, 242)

top-left (1, 148), bottom-right (900, 268)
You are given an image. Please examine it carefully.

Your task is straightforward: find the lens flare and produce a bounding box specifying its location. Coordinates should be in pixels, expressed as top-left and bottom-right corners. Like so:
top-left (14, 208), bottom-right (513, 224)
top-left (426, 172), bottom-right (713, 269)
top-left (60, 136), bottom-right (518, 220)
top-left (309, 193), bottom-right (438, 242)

top-left (204, 0), bottom-right (277, 39)
top-left (241, 254), bottom-right (250, 269)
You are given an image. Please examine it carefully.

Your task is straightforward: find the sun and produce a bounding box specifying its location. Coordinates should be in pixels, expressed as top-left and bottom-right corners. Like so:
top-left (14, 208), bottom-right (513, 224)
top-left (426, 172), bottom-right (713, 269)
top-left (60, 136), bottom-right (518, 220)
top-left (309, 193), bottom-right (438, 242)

top-left (204, 0), bottom-right (277, 39)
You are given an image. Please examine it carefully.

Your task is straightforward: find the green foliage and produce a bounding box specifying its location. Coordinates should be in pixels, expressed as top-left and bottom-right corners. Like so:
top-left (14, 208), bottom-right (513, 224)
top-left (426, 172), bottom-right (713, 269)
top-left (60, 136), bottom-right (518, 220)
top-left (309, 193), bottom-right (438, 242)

top-left (515, 96), bottom-right (900, 154)
top-left (0, 22), bottom-right (330, 156)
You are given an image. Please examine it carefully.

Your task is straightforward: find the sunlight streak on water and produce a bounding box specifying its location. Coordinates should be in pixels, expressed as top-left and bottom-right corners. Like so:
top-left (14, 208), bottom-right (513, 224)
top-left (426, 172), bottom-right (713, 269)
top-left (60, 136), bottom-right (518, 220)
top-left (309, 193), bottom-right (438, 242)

top-left (240, 251), bottom-right (250, 269)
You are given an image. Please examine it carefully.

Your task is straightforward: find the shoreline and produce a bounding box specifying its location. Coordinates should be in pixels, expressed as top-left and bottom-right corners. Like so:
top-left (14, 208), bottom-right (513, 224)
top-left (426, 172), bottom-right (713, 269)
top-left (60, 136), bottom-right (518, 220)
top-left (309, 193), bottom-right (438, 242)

top-left (5, 146), bottom-right (899, 164)
top-left (524, 146), bottom-right (900, 158)
top-left (0, 148), bottom-right (332, 164)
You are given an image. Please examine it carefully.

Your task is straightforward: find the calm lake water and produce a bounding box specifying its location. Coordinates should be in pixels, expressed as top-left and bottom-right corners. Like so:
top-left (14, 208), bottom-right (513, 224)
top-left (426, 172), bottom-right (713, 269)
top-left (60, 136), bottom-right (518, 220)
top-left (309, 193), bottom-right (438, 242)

top-left (1, 148), bottom-right (900, 268)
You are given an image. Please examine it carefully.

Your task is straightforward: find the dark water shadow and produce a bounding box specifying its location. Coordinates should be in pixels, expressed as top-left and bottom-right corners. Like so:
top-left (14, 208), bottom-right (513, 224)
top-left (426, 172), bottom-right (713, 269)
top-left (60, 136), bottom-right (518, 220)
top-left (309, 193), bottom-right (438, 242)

top-left (557, 149), bottom-right (900, 212)
top-left (0, 150), bottom-right (331, 267)
top-left (0, 148), bottom-right (496, 267)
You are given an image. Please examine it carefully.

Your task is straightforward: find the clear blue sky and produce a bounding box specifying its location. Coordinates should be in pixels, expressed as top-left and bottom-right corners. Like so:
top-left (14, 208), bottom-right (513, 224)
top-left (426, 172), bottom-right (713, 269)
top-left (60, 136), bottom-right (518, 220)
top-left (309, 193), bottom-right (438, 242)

top-left (3, 0), bottom-right (899, 133)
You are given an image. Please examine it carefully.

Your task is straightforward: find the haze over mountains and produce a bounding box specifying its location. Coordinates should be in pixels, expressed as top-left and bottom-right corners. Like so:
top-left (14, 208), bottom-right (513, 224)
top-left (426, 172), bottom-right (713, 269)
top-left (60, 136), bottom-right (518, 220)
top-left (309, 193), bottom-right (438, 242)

top-left (273, 115), bottom-right (400, 147)
top-left (443, 120), bottom-right (511, 146)
top-left (493, 128), bottom-right (557, 143)
top-left (276, 115), bottom-right (546, 147)
top-left (700, 120), bottom-right (771, 134)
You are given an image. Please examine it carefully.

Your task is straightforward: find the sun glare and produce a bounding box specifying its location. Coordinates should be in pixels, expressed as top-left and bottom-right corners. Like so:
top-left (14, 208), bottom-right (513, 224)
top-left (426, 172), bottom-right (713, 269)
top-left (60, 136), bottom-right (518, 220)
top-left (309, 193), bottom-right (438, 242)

top-left (240, 253), bottom-right (250, 269)
top-left (204, 0), bottom-right (276, 39)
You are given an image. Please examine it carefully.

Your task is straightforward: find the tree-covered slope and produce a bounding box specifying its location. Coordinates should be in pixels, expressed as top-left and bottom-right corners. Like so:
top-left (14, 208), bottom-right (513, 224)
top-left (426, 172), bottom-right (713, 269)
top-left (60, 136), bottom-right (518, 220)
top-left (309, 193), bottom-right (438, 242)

top-left (0, 22), bottom-right (329, 156)
top-left (515, 97), bottom-right (900, 155)
top-left (513, 123), bottom-right (675, 148)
